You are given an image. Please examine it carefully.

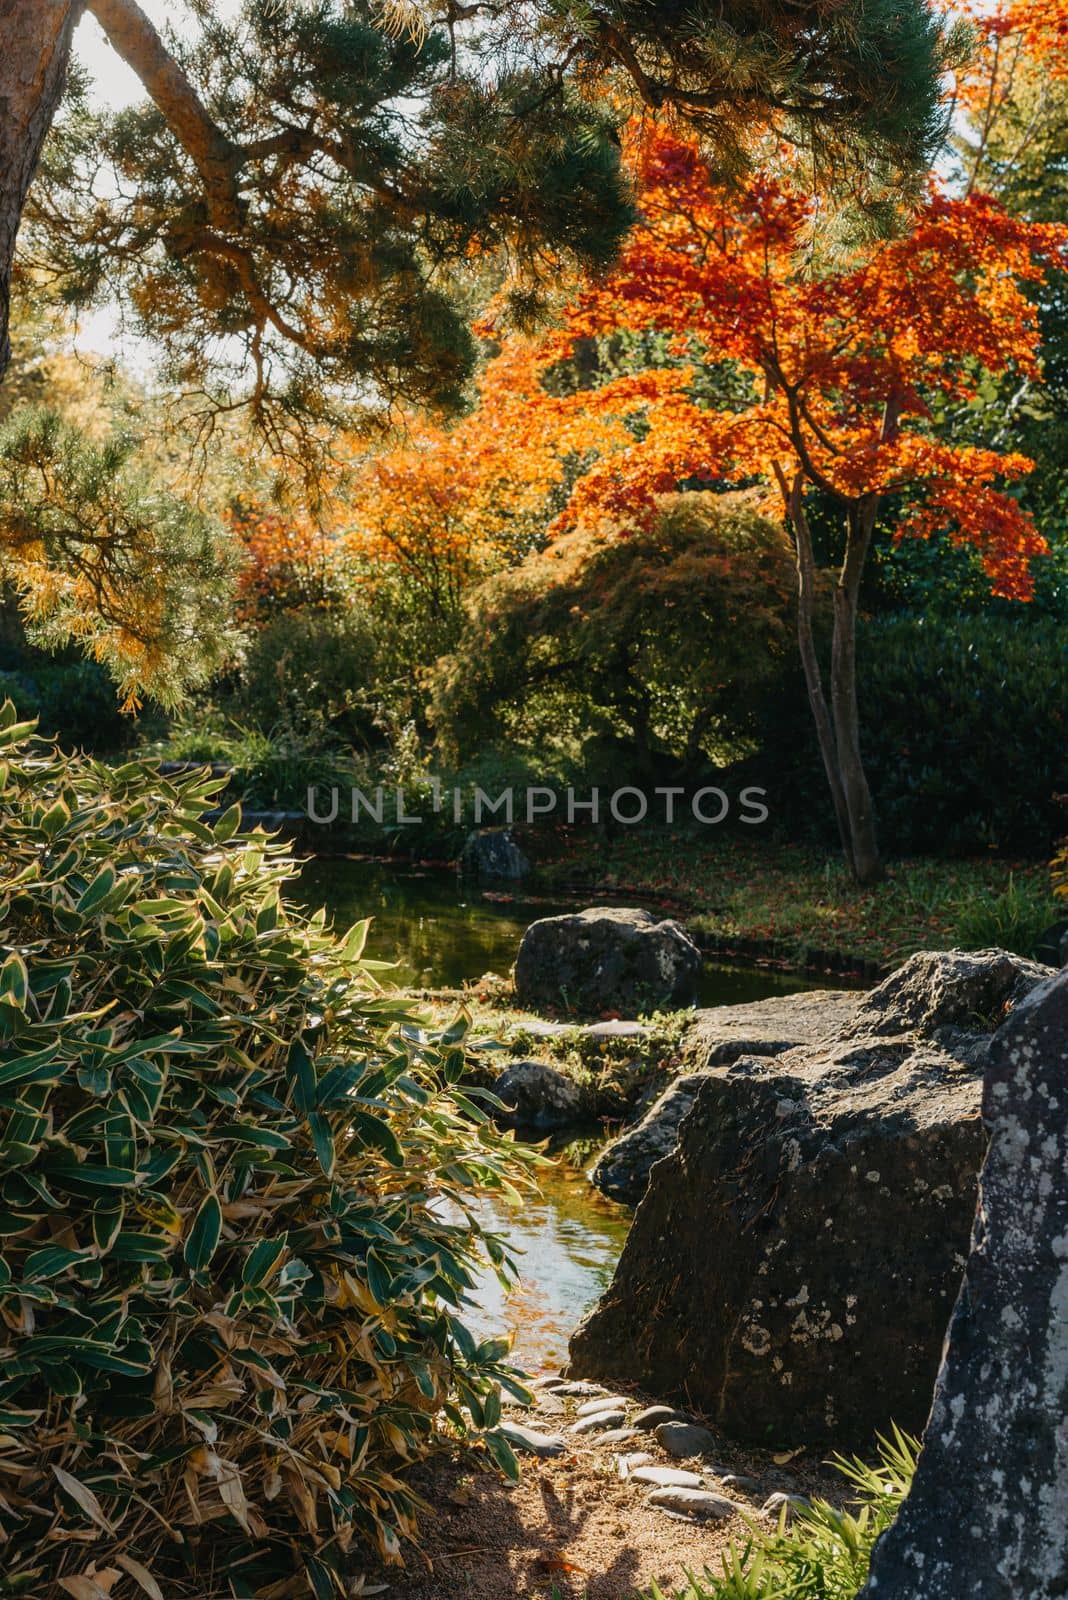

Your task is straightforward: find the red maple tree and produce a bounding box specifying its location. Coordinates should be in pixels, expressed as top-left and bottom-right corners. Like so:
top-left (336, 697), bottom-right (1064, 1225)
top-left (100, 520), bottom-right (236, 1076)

top-left (495, 128), bottom-right (1066, 880)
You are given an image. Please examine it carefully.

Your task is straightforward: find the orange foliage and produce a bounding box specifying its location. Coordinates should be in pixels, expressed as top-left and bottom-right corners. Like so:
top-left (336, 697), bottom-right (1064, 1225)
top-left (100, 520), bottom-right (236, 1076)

top-left (228, 500), bottom-right (341, 621)
top-left (492, 127), bottom-right (1066, 600)
top-left (339, 341), bottom-right (629, 613)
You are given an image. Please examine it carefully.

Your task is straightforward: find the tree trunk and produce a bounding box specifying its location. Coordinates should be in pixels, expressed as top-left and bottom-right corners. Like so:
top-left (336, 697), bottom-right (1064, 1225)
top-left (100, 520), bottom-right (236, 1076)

top-left (779, 469), bottom-right (883, 886)
top-left (0, 1), bottom-right (85, 383)
top-left (830, 505), bottom-right (882, 884)
top-left (778, 470), bottom-right (857, 875)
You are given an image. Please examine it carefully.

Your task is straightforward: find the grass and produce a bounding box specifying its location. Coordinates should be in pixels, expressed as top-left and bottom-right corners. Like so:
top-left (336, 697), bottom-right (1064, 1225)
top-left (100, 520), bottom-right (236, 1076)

top-left (534, 830), bottom-right (1058, 971)
top-left (642, 1430), bottom-right (917, 1600)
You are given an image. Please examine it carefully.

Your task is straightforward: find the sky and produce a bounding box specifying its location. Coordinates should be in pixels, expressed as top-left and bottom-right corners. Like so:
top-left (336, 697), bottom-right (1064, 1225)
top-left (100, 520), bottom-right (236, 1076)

top-left (69, 1), bottom-right (241, 361)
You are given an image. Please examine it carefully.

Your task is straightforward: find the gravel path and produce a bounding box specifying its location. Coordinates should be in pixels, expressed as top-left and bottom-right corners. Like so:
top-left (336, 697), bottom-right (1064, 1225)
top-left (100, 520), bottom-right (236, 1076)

top-left (370, 1381), bottom-right (846, 1599)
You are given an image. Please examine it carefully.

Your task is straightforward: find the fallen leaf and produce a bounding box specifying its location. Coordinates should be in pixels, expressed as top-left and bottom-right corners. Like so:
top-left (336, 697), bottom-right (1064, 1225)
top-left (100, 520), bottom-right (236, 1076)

top-left (115, 1554), bottom-right (164, 1600)
top-left (52, 1468), bottom-right (114, 1534)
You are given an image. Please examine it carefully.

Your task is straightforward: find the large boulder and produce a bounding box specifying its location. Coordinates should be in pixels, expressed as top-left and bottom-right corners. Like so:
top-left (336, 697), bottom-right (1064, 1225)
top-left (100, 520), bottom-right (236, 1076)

top-left (594, 989), bottom-right (860, 1204)
top-left (514, 906), bottom-right (702, 1014)
top-left (568, 949), bottom-right (1055, 1447)
top-left (859, 967), bottom-right (1068, 1599)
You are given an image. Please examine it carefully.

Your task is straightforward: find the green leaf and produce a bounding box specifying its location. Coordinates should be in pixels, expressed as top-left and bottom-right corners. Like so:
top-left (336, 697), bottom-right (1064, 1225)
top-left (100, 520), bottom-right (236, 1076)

top-left (0, 954), bottom-right (29, 1010)
top-left (183, 1193), bottom-right (222, 1271)
top-left (482, 1429), bottom-right (520, 1483)
top-left (76, 865), bottom-right (117, 915)
top-left (286, 1035), bottom-right (317, 1114)
top-left (242, 1236), bottom-right (287, 1287)
top-left (352, 1110), bottom-right (404, 1167)
top-left (212, 802), bottom-right (243, 842)
top-left (308, 1112), bottom-right (335, 1177)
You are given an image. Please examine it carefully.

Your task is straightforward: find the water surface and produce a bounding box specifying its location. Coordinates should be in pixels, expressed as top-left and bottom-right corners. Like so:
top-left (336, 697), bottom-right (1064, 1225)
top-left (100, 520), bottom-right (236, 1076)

top-left (295, 856), bottom-right (827, 1371)
top-left (296, 857), bottom-right (818, 1007)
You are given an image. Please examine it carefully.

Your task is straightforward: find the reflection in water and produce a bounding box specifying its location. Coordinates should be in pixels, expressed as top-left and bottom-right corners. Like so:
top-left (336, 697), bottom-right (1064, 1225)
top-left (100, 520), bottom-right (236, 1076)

top-left (447, 1134), bottom-right (634, 1375)
top-left (295, 857), bottom-right (820, 1007)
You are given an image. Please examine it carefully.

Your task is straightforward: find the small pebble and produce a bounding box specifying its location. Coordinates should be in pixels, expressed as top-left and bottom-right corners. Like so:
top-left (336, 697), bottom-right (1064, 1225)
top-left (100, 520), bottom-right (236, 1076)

top-left (500, 1422), bottom-right (567, 1457)
top-left (654, 1421), bottom-right (719, 1459)
top-left (576, 1394), bottom-right (633, 1417)
top-left (646, 1487), bottom-right (738, 1521)
top-left (630, 1466), bottom-right (704, 1489)
top-left (571, 1409), bottom-right (627, 1435)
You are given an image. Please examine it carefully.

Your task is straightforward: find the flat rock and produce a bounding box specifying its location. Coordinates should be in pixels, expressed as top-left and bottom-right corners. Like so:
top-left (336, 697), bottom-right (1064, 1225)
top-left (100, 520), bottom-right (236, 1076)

top-left (632, 1405), bottom-right (690, 1431)
top-left (500, 1422), bottom-right (567, 1457)
top-left (683, 989), bottom-right (859, 1070)
top-left (571, 1409), bottom-right (626, 1434)
top-left (646, 1487), bottom-right (738, 1521)
top-left (719, 1474), bottom-right (759, 1493)
top-left (530, 1392), bottom-right (565, 1416)
top-left (593, 1427), bottom-right (640, 1447)
top-left (576, 1393), bottom-right (633, 1416)
top-left (630, 1466), bottom-right (704, 1488)
top-left (762, 1493), bottom-right (810, 1523)
top-left (547, 1381), bottom-right (607, 1398)
top-left (654, 1422), bottom-right (718, 1458)
top-left (584, 1020), bottom-right (653, 1040)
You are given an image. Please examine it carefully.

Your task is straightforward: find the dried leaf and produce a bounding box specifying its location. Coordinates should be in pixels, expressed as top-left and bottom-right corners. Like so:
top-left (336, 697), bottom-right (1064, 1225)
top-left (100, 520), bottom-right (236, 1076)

top-left (52, 1467), bottom-right (113, 1534)
top-left (115, 1554), bottom-right (165, 1600)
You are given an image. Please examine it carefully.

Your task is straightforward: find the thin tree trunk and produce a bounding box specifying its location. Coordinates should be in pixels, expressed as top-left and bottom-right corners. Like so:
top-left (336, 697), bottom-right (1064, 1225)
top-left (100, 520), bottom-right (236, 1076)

top-left (776, 465), bottom-right (856, 874)
top-left (831, 503), bottom-right (883, 884)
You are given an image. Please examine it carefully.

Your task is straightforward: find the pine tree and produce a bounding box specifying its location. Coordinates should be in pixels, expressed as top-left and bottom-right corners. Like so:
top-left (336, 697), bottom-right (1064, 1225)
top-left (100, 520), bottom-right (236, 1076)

top-left (2, 0), bottom-right (958, 428)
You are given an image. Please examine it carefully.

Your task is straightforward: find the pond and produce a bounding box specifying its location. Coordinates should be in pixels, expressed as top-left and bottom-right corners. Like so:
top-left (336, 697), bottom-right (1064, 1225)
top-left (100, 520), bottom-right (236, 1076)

top-left (446, 1133), bottom-right (633, 1375)
top-left (294, 856), bottom-right (829, 1372)
top-left (296, 856), bottom-right (818, 1008)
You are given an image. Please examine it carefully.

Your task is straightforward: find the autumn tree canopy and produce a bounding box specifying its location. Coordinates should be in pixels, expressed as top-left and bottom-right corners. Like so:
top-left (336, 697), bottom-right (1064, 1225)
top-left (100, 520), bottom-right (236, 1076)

top-left (436, 125), bottom-right (1066, 879)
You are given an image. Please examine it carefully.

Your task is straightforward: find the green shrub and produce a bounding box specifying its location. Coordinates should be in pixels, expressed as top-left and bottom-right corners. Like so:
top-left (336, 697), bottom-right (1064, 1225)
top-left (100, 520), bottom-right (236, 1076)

top-left (951, 872), bottom-right (1059, 958)
top-left (0, 706), bottom-right (530, 1598)
top-left (0, 653), bottom-right (132, 752)
top-left (430, 494), bottom-right (797, 777)
top-left (644, 1431), bottom-right (917, 1600)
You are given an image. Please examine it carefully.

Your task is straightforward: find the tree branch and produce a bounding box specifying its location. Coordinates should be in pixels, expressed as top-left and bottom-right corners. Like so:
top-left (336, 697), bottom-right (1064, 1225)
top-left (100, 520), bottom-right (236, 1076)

top-left (87, 0), bottom-right (243, 229)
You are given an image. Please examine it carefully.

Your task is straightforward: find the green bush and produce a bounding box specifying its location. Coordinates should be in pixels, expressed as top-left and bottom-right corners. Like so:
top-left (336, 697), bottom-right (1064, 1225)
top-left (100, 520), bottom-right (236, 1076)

top-left (644, 1431), bottom-right (917, 1600)
top-left (767, 612), bottom-right (1068, 856)
top-left (0, 707), bottom-right (530, 1598)
top-left (430, 494), bottom-right (798, 778)
top-left (0, 654), bottom-right (132, 753)
top-left (233, 605), bottom-right (396, 746)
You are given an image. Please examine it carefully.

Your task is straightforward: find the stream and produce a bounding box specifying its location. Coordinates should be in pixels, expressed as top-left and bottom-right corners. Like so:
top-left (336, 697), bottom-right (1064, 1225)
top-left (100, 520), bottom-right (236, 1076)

top-left (297, 856), bottom-right (825, 1370)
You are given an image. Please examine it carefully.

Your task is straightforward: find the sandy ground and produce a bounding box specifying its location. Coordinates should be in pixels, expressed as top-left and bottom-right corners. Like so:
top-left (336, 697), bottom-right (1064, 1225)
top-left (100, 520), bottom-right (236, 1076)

top-left (370, 1389), bottom-right (845, 1600)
